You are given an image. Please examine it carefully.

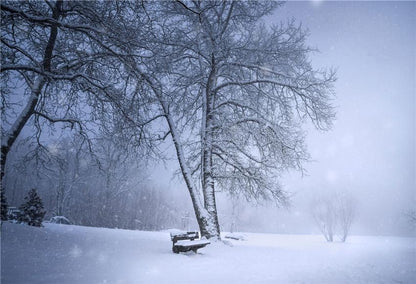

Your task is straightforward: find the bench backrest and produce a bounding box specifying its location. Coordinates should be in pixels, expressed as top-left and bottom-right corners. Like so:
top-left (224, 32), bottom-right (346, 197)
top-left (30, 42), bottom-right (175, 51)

top-left (170, 231), bottom-right (199, 243)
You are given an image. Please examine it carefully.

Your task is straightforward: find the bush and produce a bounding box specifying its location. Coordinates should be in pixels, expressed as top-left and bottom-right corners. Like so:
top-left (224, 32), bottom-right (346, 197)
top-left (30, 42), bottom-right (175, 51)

top-left (311, 190), bottom-right (356, 242)
top-left (18, 189), bottom-right (46, 227)
top-left (1, 188), bottom-right (8, 221)
top-left (50, 216), bottom-right (71, 225)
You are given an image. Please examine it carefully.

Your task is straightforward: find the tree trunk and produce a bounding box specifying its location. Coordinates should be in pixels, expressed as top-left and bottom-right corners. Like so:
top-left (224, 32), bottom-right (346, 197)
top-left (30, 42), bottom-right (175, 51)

top-left (166, 108), bottom-right (219, 239)
top-left (134, 63), bottom-right (220, 238)
top-left (200, 61), bottom-right (221, 239)
top-left (1, 80), bottom-right (44, 185)
top-left (1, 1), bottom-right (62, 187)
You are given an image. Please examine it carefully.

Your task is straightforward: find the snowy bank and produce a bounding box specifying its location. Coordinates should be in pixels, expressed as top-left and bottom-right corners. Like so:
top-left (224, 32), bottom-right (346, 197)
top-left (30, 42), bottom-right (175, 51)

top-left (1, 222), bottom-right (415, 283)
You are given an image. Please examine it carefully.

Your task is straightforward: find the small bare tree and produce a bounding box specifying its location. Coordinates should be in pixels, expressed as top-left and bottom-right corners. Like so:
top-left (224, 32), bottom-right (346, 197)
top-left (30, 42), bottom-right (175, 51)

top-left (311, 190), bottom-right (356, 242)
top-left (336, 192), bottom-right (356, 242)
top-left (311, 194), bottom-right (336, 242)
top-left (407, 210), bottom-right (416, 223)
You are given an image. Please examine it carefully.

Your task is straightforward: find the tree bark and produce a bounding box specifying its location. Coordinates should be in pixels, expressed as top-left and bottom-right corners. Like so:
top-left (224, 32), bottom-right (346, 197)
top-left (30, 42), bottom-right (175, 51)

top-left (201, 61), bottom-right (221, 239)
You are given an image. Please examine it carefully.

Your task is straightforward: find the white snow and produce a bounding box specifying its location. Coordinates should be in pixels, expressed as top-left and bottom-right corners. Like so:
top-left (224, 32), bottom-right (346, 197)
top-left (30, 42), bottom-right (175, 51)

top-left (224, 232), bottom-right (247, 241)
top-left (1, 222), bottom-right (415, 284)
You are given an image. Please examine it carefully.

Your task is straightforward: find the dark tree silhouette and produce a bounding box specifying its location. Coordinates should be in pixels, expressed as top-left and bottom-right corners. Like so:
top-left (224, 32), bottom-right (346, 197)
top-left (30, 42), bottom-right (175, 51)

top-left (18, 188), bottom-right (46, 227)
top-left (1, 188), bottom-right (8, 221)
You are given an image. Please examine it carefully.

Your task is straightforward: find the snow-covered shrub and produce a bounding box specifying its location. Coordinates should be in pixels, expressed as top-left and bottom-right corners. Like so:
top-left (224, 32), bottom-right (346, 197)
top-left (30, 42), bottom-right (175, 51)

top-left (50, 216), bottom-right (71, 225)
top-left (18, 189), bottom-right (46, 227)
top-left (7, 207), bottom-right (20, 221)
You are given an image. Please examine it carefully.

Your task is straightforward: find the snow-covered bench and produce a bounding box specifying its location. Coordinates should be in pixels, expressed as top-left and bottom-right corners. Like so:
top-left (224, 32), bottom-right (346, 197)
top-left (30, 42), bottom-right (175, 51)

top-left (170, 231), bottom-right (210, 253)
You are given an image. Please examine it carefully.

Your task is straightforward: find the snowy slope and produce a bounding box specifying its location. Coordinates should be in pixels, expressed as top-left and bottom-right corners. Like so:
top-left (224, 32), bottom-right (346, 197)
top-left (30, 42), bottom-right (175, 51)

top-left (1, 222), bottom-right (415, 284)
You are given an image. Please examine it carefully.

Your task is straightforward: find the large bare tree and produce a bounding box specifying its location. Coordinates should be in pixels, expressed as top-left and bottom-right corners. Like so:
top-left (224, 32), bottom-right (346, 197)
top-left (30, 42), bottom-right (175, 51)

top-left (118, 1), bottom-right (336, 239)
top-left (1, 1), bottom-right (144, 185)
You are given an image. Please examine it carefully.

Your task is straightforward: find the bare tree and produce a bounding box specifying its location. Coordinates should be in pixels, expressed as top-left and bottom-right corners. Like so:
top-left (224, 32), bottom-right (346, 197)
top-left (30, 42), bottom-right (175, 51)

top-left (311, 194), bottom-right (336, 242)
top-left (2, 1), bottom-right (337, 241)
top-left (410, 212), bottom-right (416, 223)
top-left (44, 136), bottom-right (87, 217)
top-left (1, 0), bottom-right (64, 182)
top-left (1, 1), bottom-right (145, 185)
top-left (126, 1), bottom-right (336, 239)
top-left (64, 0), bottom-right (335, 240)
top-left (407, 210), bottom-right (416, 237)
top-left (336, 192), bottom-right (356, 242)
top-left (1, 1), bottom-right (179, 231)
top-left (311, 190), bottom-right (356, 242)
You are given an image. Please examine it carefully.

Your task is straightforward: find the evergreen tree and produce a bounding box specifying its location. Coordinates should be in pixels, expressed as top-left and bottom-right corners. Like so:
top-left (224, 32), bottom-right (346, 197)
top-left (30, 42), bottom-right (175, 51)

top-left (1, 188), bottom-right (8, 221)
top-left (18, 189), bottom-right (46, 227)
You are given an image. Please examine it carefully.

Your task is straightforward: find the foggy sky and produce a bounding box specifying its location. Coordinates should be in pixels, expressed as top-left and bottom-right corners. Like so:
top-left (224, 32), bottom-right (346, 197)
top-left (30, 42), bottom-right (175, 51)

top-left (271, 1), bottom-right (415, 235)
top-left (152, 1), bottom-right (415, 236)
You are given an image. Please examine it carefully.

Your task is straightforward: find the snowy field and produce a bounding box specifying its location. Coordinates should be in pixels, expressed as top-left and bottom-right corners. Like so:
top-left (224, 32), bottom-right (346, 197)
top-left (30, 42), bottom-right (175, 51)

top-left (1, 222), bottom-right (415, 284)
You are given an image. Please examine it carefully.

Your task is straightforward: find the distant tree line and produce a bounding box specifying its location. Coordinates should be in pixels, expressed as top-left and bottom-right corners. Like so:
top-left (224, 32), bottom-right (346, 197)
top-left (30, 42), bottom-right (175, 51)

top-left (3, 134), bottom-right (182, 230)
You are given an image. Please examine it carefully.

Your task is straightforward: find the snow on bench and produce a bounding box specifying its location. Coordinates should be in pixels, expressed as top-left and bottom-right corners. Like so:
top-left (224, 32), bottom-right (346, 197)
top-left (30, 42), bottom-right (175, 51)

top-left (175, 239), bottom-right (211, 247)
top-left (170, 231), bottom-right (210, 253)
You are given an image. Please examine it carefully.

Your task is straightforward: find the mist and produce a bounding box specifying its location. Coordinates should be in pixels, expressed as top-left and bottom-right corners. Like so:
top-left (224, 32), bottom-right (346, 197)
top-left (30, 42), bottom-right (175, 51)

top-left (269, 0), bottom-right (415, 236)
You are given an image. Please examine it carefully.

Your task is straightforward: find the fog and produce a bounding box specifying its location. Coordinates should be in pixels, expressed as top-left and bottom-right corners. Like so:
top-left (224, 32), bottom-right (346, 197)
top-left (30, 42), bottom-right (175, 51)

top-left (273, 1), bottom-right (415, 236)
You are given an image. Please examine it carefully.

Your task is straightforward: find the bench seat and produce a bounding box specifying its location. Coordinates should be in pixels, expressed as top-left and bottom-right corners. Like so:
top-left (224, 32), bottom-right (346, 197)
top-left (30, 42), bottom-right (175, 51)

top-left (175, 239), bottom-right (211, 247)
top-left (170, 231), bottom-right (210, 253)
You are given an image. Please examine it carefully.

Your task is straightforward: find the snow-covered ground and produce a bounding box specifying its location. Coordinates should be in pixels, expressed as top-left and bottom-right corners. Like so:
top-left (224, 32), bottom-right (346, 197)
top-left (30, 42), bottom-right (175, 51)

top-left (1, 222), bottom-right (415, 284)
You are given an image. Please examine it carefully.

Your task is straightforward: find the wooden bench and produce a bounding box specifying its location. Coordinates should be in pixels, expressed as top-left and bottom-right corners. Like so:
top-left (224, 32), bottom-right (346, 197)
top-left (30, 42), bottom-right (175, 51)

top-left (170, 231), bottom-right (210, 253)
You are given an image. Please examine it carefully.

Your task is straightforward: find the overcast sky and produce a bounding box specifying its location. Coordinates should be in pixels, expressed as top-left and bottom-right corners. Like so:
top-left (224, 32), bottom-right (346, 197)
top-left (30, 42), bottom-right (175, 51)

top-left (150, 1), bottom-right (415, 235)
